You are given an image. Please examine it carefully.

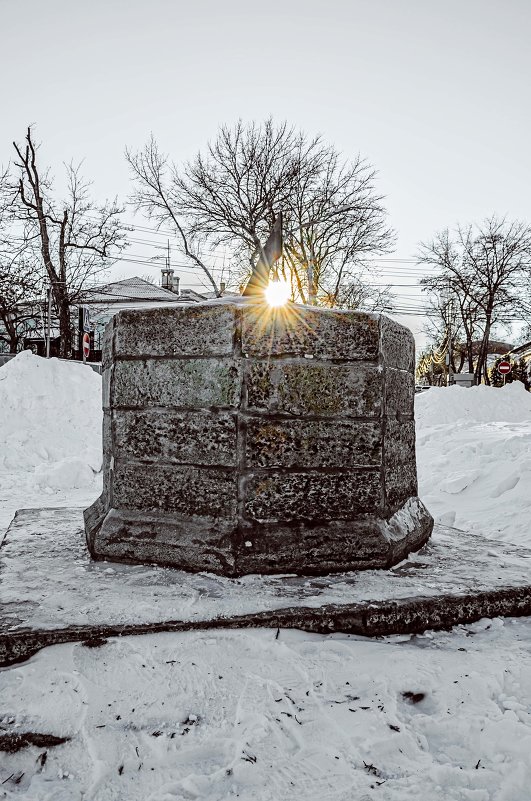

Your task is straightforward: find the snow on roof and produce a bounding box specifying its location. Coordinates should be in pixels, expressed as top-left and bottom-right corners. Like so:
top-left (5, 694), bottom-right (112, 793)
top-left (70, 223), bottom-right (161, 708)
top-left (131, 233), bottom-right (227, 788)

top-left (80, 277), bottom-right (190, 304)
top-left (179, 288), bottom-right (209, 302)
top-left (202, 290), bottom-right (242, 299)
top-left (507, 340), bottom-right (531, 358)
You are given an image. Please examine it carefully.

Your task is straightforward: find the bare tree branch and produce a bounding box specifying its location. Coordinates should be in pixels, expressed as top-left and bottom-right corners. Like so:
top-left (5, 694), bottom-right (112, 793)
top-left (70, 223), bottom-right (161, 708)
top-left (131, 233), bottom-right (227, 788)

top-left (418, 216), bottom-right (531, 383)
top-left (6, 127), bottom-right (128, 357)
top-left (128, 120), bottom-right (394, 305)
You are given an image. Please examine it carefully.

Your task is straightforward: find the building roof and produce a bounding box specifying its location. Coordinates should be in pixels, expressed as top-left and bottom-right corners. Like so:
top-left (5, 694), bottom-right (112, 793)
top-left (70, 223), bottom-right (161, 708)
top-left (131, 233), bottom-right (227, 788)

top-left (455, 340), bottom-right (513, 356)
top-left (507, 340), bottom-right (531, 358)
top-left (179, 288), bottom-right (210, 302)
top-left (80, 277), bottom-right (188, 304)
top-left (202, 290), bottom-right (242, 299)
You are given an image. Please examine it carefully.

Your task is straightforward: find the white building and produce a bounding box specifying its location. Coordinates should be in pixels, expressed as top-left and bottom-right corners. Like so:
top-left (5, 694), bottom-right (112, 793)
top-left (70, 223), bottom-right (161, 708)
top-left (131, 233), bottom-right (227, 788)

top-left (78, 276), bottom-right (207, 358)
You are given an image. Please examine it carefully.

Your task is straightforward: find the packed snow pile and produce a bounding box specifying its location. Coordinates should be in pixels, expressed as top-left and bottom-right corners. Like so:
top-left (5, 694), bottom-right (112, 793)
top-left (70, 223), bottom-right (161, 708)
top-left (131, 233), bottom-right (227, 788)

top-left (0, 351), bottom-right (102, 495)
top-left (416, 381), bottom-right (531, 427)
top-left (416, 382), bottom-right (531, 546)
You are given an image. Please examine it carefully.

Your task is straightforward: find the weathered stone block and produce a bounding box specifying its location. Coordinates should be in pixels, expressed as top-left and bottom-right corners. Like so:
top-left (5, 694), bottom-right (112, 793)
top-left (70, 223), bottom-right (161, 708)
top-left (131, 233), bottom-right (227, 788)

top-left (243, 470), bottom-right (383, 522)
top-left (236, 497), bottom-right (432, 574)
top-left (102, 367), bottom-right (112, 410)
top-left (245, 362), bottom-right (382, 417)
top-left (102, 411), bottom-right (112, 455)
top-left (85, 300), bottom-right (433, 575)
top-left (113, 409), bottom-right (237, 466)
top-left (242, 305), bottom-right (380, 360)
top-left (114, 304), bottom-right (237, 358)
top-left (386, 368), bottom-right (415, 417)
top-left (112, 358), bottom-right (241, 409)
top-left (112, 462), bottom-right (238, 518)
top-left (245, 418), bottom-right (382, 468)
top-left (384, 419), bottom-right (418, 512)
top-left (236, 519), bottom-right (388, 574)
top-left (102, 318), bottom-right (115, 371)
top-left (381, 316), bottom-right (415, 372)
top-left (92, 509), bottom-right (236, 573)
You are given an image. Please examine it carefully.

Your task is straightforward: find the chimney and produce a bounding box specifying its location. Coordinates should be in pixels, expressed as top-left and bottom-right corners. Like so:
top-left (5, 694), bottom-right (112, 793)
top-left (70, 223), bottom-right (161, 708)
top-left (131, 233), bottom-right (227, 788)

top-left (220, 282), bottom-right (226, 296)
top-left (161, 241), bottom-right (180, 294)
top-left (161, 267), bottom-right (174, 290)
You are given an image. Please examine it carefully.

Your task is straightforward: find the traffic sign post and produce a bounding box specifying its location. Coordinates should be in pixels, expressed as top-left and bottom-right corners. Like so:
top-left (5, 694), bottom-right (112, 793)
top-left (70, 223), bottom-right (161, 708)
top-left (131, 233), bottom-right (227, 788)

top-left (82, 306), bottom-right (90, 333)
top-left (82, 332), bottom-right (90, 363)
top-left (498, 360), bottom-right (511, 386)
top-left (79, 306), bottom-right (91, 363)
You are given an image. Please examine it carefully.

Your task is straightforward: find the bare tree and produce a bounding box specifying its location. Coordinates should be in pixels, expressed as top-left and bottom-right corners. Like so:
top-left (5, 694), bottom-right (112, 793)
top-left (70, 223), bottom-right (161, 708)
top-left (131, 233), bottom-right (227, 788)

top-left (420, 279), bottom-right (481, 375)
top-left (0, 247), bottom-right (40, 353)
top-left (282, 146), bottom-right (394, 305)
top-left (517, 322), bottom-right (531, 344)
top-left (126, 136), bottom-right (221, 294)
top-left (127, 119), bottom-right (394, 305)
top-left (177, 120), bottom-right (312, 276)
top-left (322, 278), bottom-right (394, 313)
top-left (418, 217), bottom-right (531, 384)
top-left (0, 169), bottom-right (40, 352)
top-left (5, 128), bottom-right (128, 358)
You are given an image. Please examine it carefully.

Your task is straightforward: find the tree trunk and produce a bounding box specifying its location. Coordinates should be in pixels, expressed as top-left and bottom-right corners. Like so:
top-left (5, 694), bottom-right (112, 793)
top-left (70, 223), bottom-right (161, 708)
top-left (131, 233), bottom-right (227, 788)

top-left (467, 339), bottom-right (474, 374)
top-left (475, 319), bottom-right (491, 386)
top-left (56, 293), bottom-right (72, 358)
top-left (1, 314), bottom-right (19, 353)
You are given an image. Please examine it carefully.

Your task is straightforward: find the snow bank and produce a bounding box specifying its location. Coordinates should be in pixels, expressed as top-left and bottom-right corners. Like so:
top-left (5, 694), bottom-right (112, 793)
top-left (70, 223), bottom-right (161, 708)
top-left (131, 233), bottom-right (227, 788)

top-left (416, 382), bottom-right (531, 547)
top-left (416, 381), bottom-right (531, 426)
top-left (0, 351), bottom-right (102, 498)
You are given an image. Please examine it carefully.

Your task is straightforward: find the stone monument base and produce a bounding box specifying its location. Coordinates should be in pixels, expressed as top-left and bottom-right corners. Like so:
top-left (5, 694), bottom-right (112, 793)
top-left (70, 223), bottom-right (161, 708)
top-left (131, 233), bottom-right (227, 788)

top-left (85, 300), bottom-right (433, 575)
top-left (85, 495), bottom-right (433, 576)
top-left (3, 508), bottom-right (531, 666)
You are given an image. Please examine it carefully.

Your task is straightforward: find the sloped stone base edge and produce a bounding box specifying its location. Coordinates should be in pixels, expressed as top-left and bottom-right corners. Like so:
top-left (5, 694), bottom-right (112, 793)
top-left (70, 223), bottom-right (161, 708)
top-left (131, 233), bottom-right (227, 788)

top-left (85, 502), bottom-right (237, 574)
top-left (3, 585), bottom-right (531, 668)
top-left (85, 496), bottom-right (433, 575)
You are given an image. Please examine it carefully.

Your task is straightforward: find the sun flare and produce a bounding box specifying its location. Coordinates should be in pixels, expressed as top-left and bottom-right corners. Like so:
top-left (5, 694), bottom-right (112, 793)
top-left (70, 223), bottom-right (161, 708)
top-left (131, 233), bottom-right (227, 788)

top-left (265, 279), bottom-right (290, 307)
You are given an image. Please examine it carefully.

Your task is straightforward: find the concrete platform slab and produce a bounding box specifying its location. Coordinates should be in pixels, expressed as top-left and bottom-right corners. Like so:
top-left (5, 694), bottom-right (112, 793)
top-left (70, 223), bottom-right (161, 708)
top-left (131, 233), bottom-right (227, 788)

top-left (2, 507), bottom-right (531, 666)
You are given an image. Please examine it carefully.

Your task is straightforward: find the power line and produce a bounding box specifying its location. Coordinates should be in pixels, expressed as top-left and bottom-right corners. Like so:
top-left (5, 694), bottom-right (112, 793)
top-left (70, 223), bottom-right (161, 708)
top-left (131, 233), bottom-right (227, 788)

top-left (112, 250), bottom-right (430, 281)
top-left (118, 246), bottom-right (432, 277)
top-left (104, 217), bottom-right (427, 263)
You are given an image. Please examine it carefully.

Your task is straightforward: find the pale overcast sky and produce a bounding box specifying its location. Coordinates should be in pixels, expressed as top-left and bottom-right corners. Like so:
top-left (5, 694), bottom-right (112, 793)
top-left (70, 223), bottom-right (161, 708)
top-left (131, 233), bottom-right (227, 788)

top-left (1, 0), bottom-right (530, 344)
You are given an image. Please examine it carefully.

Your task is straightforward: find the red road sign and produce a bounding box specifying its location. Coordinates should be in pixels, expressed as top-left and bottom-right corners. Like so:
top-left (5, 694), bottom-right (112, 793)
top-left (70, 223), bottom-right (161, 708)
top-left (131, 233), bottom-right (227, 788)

top-left (82, 332), bottom-right (90, 359)
top-left (498, 360), bottom-right (511, 375)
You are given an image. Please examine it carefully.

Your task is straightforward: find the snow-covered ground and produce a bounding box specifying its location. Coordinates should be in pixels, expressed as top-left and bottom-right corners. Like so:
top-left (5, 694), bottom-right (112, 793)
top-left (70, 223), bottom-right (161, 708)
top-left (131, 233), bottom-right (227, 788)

top-left (3, 621), bottom-right (531, 801)
top-left (1, 353), bottom-right (531, 800)
top-left (0, 352), bottom-right (102, 537)
top-left (416, 383), bottom-right (531, 547)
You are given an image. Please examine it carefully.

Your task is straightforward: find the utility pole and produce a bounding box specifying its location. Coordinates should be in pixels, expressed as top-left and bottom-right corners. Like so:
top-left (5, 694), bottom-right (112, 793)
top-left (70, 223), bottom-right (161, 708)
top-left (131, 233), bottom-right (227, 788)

top-left (45, 285), bottom-right (52, 359)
